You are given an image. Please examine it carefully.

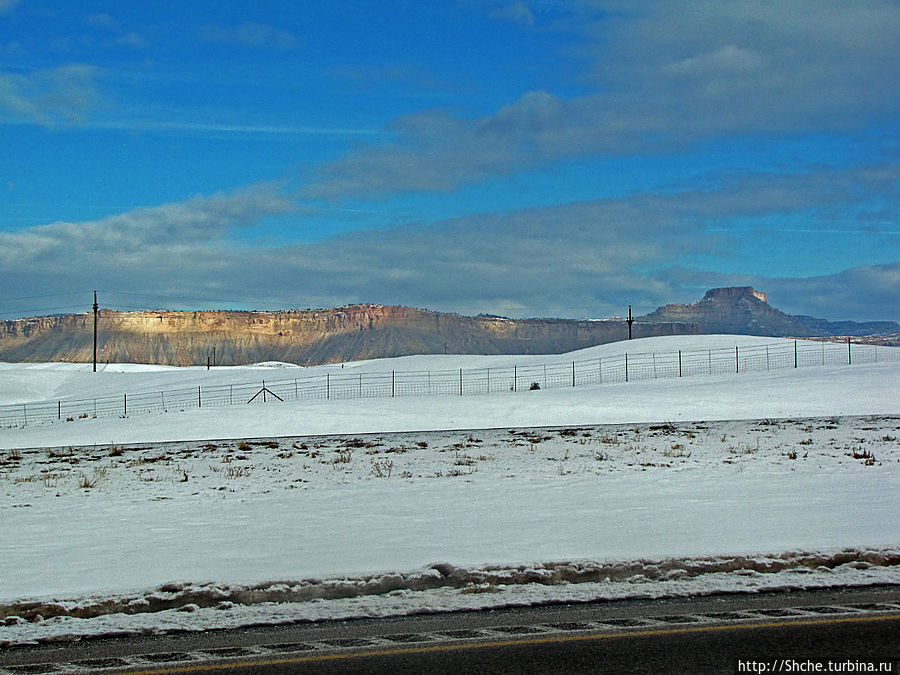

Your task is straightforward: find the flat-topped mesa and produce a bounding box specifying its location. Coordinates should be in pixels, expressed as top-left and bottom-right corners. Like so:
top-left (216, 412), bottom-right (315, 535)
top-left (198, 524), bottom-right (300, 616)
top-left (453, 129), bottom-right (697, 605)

top-left (0, 305), bottom-right (693, 366)
top-left (641, 286), bottom-right (813, 337)
top-left (701, 287), bottom-right (768, 304)
top-left (3, 288), bottom-right (895, 365)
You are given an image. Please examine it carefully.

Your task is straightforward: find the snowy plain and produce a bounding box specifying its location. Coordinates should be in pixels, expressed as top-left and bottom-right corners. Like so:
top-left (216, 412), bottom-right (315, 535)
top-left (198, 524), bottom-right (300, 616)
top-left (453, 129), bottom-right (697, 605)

top-left (0, 335), bottom-right (898, 646)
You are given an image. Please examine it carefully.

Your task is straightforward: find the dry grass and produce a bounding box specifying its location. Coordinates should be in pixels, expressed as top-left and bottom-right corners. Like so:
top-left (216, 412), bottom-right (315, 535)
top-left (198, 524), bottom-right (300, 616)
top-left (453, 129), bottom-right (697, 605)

top-left (79, 469), bottom-right (107, 489)
top-left (370, 460), bottom-right (393, 478)
top-left (224, 465), bottom-right (250, 479)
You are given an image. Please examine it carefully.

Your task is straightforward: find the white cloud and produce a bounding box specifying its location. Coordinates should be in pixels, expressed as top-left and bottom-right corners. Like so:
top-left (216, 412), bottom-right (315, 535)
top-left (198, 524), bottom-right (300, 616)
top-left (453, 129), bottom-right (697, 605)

top-left (1, 165), bottom-right (894, 321)
top-left (0, 64), bottom-right (99, 125)
top-left (490, 2), bottom-right (536, 27)
top-left (0, 0), bottom-right (21, 15)
top-left (305, 0), bottom-right (900, 199)
top-left (198, 22), bottom-right (297, 50)
top-left (85, 13), bottom-right (118, 30)
top-left (0, 184), bottom-right (296, 266)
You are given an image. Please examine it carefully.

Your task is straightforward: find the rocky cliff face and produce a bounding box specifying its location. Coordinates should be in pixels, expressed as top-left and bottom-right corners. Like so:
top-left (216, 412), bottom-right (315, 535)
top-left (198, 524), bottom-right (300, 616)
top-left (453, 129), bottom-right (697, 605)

top-left (4, 288), bottom-right (888, 366)
top-left (0, 304), bottom-right (695, 366)
top-left (639, 287), bottom-right (817, 337)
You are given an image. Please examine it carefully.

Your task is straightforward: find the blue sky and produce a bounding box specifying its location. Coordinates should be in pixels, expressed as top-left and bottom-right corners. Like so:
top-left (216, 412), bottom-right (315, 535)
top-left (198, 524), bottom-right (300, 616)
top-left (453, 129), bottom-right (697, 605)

top-left (1, 0), bottom-right (897, 322)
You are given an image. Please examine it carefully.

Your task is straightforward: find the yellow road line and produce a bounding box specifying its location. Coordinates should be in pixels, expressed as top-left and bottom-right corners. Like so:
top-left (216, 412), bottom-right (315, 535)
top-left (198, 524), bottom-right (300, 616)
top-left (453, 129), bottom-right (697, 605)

top-left (100, 613), bottom-right (900, 674)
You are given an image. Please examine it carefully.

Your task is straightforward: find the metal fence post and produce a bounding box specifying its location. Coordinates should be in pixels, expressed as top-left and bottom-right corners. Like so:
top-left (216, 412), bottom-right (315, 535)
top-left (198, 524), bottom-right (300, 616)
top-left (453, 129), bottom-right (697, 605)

top-left (392, 370), bottom-right (395, 397)
top-left (124, 393), bottom-right (127, 416)
top-left (678, 350), bottom-right (682, 377)
top-left (572, 361), bottom-right (576, 387)
top-left (327, 373), bottom-right (330, 399)
top-left (848, 337), bottom-right (851, 365)
top-left (625, 353), bottom-right (629, 382)
top-left (198, 386), bottom-right (202, 408)
top-left (735, 346), bottom-right (739, 374)
top-left (794, 340), bottom-right (797, 368)
top-left (459, 368), bottom-right (463, 396)
top-left (58, 400), bottom-right (61, 420)
top-left (514, 365), bottom-right (517, 392)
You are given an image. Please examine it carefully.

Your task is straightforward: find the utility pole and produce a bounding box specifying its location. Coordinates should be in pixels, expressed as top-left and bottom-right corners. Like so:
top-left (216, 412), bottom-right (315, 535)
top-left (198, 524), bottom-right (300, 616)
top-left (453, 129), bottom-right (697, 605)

top-left (92, 291), bottom-right (98, 372)
top-left (626, 305), bottom-right (634, 340)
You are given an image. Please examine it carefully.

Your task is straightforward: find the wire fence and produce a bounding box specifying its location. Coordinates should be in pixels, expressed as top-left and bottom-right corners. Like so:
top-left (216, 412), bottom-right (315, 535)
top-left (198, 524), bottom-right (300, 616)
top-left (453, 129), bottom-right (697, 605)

top-left (1, 339), bottom-right (897, 429)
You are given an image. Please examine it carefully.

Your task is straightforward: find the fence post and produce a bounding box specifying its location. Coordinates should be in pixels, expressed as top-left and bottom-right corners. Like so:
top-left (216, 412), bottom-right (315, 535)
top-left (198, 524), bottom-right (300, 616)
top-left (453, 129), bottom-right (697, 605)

top-left (794, 340), bottom-right (797, 368)
top-left (625, 353), bottom-right (629, 382)
top-left (327, 373), bottom-right (330, 399)
top-left (652, 353), bottom-right (657, 378)
top-left (161, 391), bottom-right (165, 411)
top-left (572, 361), bottom-right (576, 387)
top-left (359, 373), bottom-right (362, 398)
top-left (514, 365), bottom-right (517, 392)
top-left (58, 400), bottom-right (61, 420)
top-left (487, 368), bottom-right (490, 393)
top-left (459, 368), bottom-right (463, 396)
top-left (708, 350), bottom-right (711, 374)
top-left (678, 350), bottom-right (682, 377)
top-left (766, 345), bottom-right (769, 370)
top-left (124, 393), bottom-right (127, 416)
top-left (735, 346), bottom-right (739, 374)
top-left (23, 404), bottom-right (27, 426)
top-left (294, 379), bottom-right (298, 400)
top-left (599, 357), bottom-right (602, 384)
top-left (848, 337), bottom-right (851, 365)
top-left (198, 386), bottom-right (202, 408)
top-left (392, 371), bottom-right (395, 397)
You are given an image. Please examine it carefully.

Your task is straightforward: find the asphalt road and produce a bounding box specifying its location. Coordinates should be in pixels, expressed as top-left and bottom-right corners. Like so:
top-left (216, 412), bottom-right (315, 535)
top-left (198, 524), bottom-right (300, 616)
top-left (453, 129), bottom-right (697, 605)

top-left (2, 586), bottom-right (898, 674)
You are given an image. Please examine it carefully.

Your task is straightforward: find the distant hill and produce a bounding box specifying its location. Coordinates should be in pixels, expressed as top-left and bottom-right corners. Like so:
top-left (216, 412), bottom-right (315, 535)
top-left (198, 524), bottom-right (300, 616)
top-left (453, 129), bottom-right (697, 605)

top-left (640, 287), bottom-right (898, 338)
top-left (1, 288), bottom-right (896, 366)
top-left (640, 287), bottom-right (816, 337)
top-left (790, 316), bottom-right (900, 337)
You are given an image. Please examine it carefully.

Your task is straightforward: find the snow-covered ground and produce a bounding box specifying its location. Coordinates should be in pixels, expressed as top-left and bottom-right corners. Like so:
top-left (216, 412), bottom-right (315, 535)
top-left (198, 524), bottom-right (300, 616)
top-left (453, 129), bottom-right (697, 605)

top-left (0, 335), bottom-right (898, 646)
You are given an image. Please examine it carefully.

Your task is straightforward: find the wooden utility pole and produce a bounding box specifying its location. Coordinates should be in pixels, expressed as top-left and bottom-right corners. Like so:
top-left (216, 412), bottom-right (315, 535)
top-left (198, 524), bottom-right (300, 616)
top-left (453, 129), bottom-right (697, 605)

top-left (627, 305), bottom-right (634, 340)
top-left (92, 291), bottom-right (98, 372)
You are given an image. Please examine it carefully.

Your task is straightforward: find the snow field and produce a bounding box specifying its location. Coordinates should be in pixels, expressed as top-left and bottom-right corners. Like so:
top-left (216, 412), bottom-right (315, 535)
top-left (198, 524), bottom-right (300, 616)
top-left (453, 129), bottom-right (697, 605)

top-left (0, 335), bottom-right (898, 645)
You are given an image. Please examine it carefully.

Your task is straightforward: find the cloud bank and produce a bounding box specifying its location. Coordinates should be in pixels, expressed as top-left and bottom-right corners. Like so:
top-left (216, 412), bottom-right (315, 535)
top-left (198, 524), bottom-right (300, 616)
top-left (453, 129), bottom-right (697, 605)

top-left (306, 1), bottom-right (900, 199)
top-left (2, 165), bottom-right (896, 322)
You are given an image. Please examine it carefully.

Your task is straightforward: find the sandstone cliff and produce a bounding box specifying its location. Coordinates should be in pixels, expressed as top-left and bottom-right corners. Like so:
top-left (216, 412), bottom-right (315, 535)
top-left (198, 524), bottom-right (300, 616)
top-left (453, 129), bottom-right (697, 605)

top-left (4, 288), bottom-right (890, 366)
top-left (0, 304), bottom-right (694, 366)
